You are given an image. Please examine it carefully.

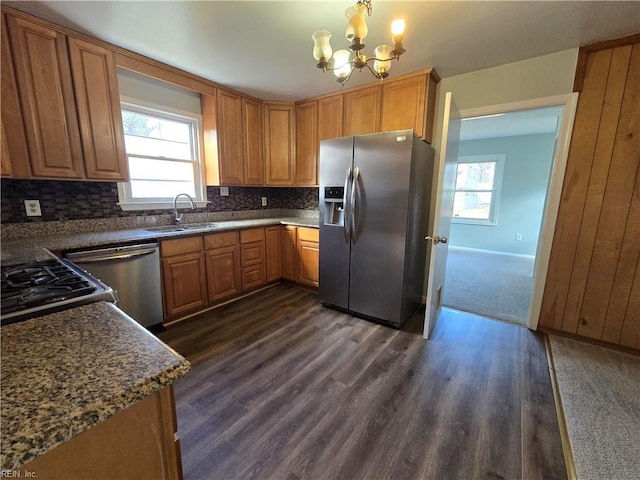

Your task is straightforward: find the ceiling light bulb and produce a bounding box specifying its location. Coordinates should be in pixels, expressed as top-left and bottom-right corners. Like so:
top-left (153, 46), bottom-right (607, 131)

top-left (391, 19), bottom-right (405, 36)
top-left (332, 49), bottom-right (353, 78)
top-left (312, 30), bottom-right (333, 62)
top-left (345, 3), bottom-right (368, 41)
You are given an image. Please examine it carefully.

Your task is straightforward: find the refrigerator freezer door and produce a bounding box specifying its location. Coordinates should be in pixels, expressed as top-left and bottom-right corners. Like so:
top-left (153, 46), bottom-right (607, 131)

top-left (348, 130), bottom-right (415, 324)
top-left (319, 136), bottom-right (354, 309)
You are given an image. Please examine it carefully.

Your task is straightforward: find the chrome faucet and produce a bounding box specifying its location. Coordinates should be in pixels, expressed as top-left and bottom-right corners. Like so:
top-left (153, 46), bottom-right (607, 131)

top-left (173, 193), bottom-right (197, 225)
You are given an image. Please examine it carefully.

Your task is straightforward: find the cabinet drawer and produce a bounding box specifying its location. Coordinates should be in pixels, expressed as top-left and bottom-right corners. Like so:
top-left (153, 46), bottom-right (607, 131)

top-left (160, 236), bottom-right (203, 257)
top-left (240, 228), bottom-right (265, 244)
top-left (204, 231), bottom-right (238, 250)
top-left (242, 264), bottom-right (265, 290)
top-left (297, 227), bottom-right (319, 243)
top-left (241, 242), bottom-right (265, 267)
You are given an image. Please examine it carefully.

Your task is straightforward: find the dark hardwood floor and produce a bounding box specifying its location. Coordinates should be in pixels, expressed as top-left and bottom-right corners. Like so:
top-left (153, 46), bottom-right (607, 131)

top-left (158, 284), bottom-right (566, 480)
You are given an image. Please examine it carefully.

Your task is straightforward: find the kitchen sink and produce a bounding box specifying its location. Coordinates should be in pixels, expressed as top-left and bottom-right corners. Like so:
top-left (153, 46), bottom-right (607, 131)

top-left (145, 222), bottom-right (219, 233)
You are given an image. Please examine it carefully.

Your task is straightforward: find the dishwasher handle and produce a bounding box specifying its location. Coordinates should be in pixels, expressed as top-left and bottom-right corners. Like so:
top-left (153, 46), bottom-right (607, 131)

top-left (69, 248), bottom-right (157, 263)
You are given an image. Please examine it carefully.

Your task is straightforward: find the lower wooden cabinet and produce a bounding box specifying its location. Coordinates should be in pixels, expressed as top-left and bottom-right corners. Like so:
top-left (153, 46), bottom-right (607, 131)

top-left (281, 225), bottom-right (298, 281)
top-left (297, 227), bottom-right (319, 288)
top-left (21, 387), bottom-right (182, 480)
top-left (205, 231), bottom-right (241, 302)
top-left (160, 225), bottom-right (319, 322)
top-left (161, 237), bottom-right (207, 319)
top-left (266, 226), bottom-right (282, 282)
top-left (240, 228), bottom-right (266, 290)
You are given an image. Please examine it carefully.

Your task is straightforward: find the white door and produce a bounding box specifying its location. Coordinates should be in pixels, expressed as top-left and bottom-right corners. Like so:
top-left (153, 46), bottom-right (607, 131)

top-left (423, 92), bottom-right (461, 338)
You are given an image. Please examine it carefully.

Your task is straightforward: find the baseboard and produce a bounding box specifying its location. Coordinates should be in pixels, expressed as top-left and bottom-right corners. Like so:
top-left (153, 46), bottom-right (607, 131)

top-left (544, 335), bottom-right (578, 480)
top-left (448, 245), bottom-right (535, 260)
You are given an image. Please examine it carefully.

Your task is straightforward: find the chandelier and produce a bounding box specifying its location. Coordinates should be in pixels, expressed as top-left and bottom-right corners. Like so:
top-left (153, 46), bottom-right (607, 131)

top-left (312, 0), bottom-right (406, 85)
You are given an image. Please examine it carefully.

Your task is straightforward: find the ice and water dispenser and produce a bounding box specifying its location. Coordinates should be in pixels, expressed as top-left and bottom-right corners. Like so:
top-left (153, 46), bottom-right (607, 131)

top-left (323, 186), bottom-right (345, 226)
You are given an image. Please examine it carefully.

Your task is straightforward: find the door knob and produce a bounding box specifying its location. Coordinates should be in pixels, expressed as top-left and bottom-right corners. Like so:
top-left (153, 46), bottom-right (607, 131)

top-left (425, 236), bottom-right (448, 244)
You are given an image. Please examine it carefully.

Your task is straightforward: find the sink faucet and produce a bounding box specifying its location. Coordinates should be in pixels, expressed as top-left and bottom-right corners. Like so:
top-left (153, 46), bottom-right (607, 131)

top-left (173, 193), bottom-right (197, 225)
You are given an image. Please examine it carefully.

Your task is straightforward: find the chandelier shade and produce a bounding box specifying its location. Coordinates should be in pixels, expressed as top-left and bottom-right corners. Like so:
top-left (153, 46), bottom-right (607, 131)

top-left (311, 0), bottom-right (407, 85)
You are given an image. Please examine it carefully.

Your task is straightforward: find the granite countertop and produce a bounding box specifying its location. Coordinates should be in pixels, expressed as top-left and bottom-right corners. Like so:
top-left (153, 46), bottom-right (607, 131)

top-left (0, 302), bottom-right (191, 470)
top-left (20, 216), bottom-right (319, 253)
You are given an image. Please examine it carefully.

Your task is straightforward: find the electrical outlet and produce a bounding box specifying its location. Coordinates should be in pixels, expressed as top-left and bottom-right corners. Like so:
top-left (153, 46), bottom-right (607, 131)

top-left (261, 197), bottom-right (267, 207)
top-left (24, 200), bottom-right (42, 217)
top-left (220, 186), bottom-right (229, 197)
top-left (516, 233), bottom-right (522, 241)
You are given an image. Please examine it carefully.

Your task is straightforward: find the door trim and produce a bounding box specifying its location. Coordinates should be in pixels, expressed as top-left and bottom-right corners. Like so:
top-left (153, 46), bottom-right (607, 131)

top-left (458, 93), bottom-right (579, 330)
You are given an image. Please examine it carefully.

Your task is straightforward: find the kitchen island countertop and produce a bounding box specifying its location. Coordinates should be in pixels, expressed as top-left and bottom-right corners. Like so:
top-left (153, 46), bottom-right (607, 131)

top-left (0, 302), bottom-right (190, 470)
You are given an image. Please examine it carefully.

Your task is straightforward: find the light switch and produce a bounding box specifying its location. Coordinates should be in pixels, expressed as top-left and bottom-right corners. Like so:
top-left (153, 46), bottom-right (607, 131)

top-left (25, 200), bottom-right (42, 217)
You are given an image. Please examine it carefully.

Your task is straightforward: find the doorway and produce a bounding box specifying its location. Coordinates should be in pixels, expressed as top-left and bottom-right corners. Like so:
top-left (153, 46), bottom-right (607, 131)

top-left (435, 94), bottom-right (578, 330)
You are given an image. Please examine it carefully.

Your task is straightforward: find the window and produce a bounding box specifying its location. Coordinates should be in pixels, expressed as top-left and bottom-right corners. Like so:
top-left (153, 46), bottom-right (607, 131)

top-left (117, 99), bottom-right (207, 211)
top-left (452, 154), bottom-right (504, 225)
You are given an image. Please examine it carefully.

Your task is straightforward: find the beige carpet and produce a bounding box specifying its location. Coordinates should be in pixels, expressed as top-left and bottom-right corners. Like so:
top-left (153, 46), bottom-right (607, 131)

top-left (548, 336), bottom-right (640, 480)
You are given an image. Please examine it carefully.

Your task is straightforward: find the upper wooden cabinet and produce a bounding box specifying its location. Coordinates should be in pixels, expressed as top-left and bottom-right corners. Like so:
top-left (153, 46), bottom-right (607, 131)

top-left (6, 15), bottom-right (85, 179)
top-left (1, 14), bottom-right (27, 178)
top-left (318, 94), bottom-right (344, 142)
top-left (216, 89), bottom-right (245, 185)
top-left (264, 102), bottom-right (295, 186)
top-left (202, 91), bottom-right (264, 186)
top-left (68, 37), bottom-right (128, 181)
top-left (380, 71), bottom-right (439, 143)
top-left (295, 100), bottom-right (318, 186)
top-left (242, 97), bottom-right (264, 185)
top-left (344, 85), bottom-right (381, 136)
top-left (4, 12), bottom-right (128, 181)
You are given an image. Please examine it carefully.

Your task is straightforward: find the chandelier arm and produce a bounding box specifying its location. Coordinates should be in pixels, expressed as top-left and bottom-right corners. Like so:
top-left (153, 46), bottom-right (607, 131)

top-left (363, 62), bottom-right (383, 80)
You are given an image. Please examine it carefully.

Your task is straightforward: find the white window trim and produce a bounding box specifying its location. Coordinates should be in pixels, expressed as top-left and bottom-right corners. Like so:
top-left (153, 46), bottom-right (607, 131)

top-left (452, 153), bottom-right (505, 226)
top-left (117, 96), bottom-right (208, 211)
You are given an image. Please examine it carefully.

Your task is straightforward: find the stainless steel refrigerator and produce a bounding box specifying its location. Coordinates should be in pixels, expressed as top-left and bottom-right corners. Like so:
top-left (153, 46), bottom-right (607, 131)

top-left (319, 129), bottom-right (434, 328)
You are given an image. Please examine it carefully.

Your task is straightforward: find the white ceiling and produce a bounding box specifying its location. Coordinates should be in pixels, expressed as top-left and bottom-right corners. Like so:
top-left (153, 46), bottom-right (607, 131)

top-left (460, 105), bottom-right (564, 141)
top-left (5, 1), bottom-right (640, 101)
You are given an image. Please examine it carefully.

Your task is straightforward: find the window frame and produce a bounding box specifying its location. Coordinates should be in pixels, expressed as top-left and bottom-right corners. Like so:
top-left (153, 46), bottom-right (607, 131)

top-left (452, 154), bottom-right (505, 226)
top-left (117, 97), bottom-right (208, 211)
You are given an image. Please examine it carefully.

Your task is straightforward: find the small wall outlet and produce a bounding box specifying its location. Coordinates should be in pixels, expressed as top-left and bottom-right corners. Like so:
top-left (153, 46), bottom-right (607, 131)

top-left (261, 197), bottom-right (267, 207)
top-left (515, 233), bottom-right (522, 241)
top-left (219, 186), bottom-right (229, 197)
top-left (24, 200), bottom-right (42, 217)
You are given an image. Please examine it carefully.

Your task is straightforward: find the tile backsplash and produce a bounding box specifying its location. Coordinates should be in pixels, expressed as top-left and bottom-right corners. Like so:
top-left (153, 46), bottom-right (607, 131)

top-left (1, 179), bottom-right (318, 224)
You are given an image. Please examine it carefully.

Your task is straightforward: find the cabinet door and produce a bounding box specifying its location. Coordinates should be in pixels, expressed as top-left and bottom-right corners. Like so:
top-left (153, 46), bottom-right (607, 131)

top-left (266, 226), bottom-right (282, 282)
top-left (318, 94), bottom-right (344, 141)
top-left (217, 89), bottom-right (244, 185)
top-left (344, 85), bottom-right (381, 136)
top-left (242, 97), bottom-right (264, 185)
top-left (297, 239), bottom-right (319, 288)
top-left (7, 15), bottom-right (85, 179)
top-left (206, 245), bottom-right (241, 302)
top-left (68, 37), bottom-right (128, 181)
top-left (264, 103), bottom-right (295, 186)
top-left (380, 75), bottom-right (427, 137)
top-left (1, 15), bottom-right (27, 178)
top-left (161, 252), bottom-right (208, 318)
top-left (295, 100), bottom-right (318, 186)
top-left (281, 226), bottom-right (297, 281)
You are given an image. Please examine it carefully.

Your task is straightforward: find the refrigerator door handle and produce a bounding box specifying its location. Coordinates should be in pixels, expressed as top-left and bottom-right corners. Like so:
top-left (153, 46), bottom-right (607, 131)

top-left (351, 166), bottom-right (360, 244)
top-left (343, 167), bottom-right (352, 243)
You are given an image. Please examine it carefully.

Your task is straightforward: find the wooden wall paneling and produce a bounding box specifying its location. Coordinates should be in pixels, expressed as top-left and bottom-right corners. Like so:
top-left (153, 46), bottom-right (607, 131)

top-left (619, 266), bottom-right (640, 349)
top-left (68, 37), bottom-right (128, 181)
top-left (578, 43), bottom-right (640, 340)
top-left (603, 164), bottom-right (640, 344)
top-left (562, 45), bottom-right (632, 336)
top-left (7, 15), bottom-right (85, 179)
top-left (539, 48), bottom-right (614, 332)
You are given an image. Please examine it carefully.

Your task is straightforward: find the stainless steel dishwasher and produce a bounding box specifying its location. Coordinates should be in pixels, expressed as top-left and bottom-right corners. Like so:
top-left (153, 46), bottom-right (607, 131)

top-left (66, 242), bottom-right (163, 329)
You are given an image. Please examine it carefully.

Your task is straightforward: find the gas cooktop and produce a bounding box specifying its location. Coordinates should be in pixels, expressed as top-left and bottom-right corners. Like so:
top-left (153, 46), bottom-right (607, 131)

top-left (1, 258), bottom-right (117, 326)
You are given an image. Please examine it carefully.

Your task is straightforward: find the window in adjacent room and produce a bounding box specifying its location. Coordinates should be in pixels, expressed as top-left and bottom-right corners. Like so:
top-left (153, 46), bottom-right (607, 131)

top-left (117, 99), bottom-right (207, 211)
top-left (452, 154), bottom-right (504, 225)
